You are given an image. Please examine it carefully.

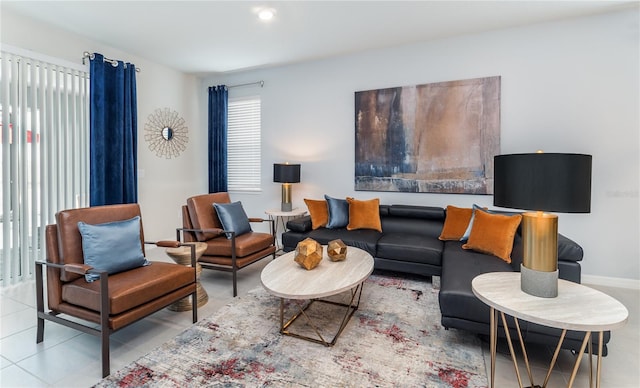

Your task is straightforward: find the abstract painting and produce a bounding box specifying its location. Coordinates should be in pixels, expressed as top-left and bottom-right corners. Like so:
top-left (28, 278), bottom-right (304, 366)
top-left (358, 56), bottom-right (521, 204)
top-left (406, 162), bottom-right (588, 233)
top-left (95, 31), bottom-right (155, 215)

top-left (355, 76), bottom-right (500, 194)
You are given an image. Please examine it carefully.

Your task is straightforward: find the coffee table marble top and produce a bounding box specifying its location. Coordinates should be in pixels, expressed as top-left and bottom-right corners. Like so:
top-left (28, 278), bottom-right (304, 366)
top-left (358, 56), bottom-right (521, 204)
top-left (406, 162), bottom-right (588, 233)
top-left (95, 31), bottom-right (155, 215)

top-left (261, 246), bottom-right (374, 299)
top-left (472, 272), bottom-right (628, 332)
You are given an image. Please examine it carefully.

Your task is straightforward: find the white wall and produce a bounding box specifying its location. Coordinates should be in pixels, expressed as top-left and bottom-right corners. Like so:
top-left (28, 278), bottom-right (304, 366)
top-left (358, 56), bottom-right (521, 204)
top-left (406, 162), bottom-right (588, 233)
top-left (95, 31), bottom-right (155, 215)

top-left (3, 7), bottom-right (638, 282)
top-left (1, 8), bottom-right (206, 240)
top-left (203, 9), bottom-right (639, 282)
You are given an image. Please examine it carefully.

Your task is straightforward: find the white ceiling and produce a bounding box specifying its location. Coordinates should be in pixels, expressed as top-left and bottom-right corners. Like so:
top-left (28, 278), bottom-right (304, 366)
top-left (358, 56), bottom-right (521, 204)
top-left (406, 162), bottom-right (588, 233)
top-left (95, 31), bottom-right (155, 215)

top-left (2, 1), bottom-right (636, 75)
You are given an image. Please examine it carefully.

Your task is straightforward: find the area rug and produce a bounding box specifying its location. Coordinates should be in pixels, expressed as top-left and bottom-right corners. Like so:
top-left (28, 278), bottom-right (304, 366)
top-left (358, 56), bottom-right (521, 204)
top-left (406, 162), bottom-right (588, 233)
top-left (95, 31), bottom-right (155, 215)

top-left (95, 274), bottom-right (488, 387)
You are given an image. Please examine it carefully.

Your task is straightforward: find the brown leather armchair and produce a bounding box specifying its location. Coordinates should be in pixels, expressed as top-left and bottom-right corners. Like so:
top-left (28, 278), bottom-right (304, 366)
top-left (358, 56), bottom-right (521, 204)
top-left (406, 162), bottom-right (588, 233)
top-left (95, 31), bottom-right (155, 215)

top-left (35, 203), bottom-right (198, 378)
top-left (178, 192), bottom-right (276, 297)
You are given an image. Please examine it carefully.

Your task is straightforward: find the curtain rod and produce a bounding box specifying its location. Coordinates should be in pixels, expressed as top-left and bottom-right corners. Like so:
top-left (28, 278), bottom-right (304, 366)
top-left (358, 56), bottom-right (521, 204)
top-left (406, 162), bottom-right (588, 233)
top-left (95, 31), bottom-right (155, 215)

top-left (228, 80), bottom-right (264, 89)
top-left (82, 51), bottom-right (141, 72)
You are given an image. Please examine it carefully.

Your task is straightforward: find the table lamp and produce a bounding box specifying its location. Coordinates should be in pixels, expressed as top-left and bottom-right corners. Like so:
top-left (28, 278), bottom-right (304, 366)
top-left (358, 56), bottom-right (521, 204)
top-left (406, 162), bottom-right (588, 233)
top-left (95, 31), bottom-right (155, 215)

top-left (494, 152), bottom-right (592, 298)
top-left (273, 163), bottom-right (301, 212)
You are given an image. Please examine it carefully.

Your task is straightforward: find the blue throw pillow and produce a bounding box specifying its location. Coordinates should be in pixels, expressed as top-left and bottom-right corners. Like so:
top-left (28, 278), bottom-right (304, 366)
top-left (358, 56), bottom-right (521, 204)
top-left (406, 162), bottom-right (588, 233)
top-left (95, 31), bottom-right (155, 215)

top-left (214, 201), bottom-right (252, 239)
top-left (325, 195), bottom-right (349, 229)
top-left (77, 216), bottom-right (149, 282)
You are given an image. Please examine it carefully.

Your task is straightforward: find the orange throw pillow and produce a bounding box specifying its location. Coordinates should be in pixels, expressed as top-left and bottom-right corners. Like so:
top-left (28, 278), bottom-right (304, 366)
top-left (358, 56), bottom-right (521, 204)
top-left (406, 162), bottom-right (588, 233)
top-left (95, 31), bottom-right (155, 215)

top-left (439, 205), bottom-right (473, 241)
top-left (462, 210), bottom-right (522, 263)
top-left (347, 198), bottom-right (382, 232)
top-left (304, 199), bottom-right (328, 230)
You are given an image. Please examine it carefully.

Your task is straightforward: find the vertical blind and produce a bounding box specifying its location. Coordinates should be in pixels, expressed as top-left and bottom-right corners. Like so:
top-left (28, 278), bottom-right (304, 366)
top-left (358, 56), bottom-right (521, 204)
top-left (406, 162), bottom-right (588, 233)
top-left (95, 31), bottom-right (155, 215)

top-left (0, 48), bottom-right (90, 287)
top-left (227, 96), bottom-right (262, 192)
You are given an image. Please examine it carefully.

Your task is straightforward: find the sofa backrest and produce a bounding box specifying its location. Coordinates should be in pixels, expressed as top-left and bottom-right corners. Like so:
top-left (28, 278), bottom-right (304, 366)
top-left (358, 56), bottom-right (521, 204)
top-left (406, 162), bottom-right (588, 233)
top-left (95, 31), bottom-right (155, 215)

top-left (380, 205), bottom-right (445, 239)
top-left (54, 203), bottom-right (144, 282)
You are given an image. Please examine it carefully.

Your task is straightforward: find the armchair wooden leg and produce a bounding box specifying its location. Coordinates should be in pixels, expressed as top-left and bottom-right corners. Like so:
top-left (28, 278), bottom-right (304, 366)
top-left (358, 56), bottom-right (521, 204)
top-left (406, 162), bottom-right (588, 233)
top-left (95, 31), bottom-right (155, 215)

top-left (192, 290), bottom-right (198, 323)
top-left (35, 262), bottom-right (45, 343)
top-left (232, 268), bottom-right (238, 297)
top-left (100, 273), bottom-right (111, 378)
top-left (101, 329), bottom-right (110, 378)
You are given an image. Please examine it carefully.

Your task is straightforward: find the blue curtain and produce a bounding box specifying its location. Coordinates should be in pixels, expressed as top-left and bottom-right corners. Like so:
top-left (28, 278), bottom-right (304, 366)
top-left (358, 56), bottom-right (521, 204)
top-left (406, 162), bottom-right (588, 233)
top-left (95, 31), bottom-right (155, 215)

top-left (89, 53), bottom-right (138, 206)
top-left (208, 85), bottom-right (228, 193)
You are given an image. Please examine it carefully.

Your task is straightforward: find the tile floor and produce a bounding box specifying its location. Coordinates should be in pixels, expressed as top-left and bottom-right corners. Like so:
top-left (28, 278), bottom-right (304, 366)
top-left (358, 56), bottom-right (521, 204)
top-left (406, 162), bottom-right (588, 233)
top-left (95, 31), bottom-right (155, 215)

top-left (1, 247), bottom-right (638, 387)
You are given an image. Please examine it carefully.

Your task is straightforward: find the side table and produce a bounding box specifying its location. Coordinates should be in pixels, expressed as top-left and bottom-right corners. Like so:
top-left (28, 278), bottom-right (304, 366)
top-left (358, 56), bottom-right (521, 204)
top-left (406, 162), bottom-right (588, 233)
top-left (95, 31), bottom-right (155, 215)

top-left (472, 272), bottom-right (628, 388)
top-left (265, 208), bottom-right (307, 251)
top-left (165, 242), bottom-right (209, 311)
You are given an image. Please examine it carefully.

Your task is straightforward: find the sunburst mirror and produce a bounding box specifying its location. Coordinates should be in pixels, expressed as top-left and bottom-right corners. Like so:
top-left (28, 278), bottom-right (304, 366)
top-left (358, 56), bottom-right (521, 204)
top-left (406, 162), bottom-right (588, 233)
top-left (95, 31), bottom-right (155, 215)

top-left (144, 108), bottom-right (188, 159)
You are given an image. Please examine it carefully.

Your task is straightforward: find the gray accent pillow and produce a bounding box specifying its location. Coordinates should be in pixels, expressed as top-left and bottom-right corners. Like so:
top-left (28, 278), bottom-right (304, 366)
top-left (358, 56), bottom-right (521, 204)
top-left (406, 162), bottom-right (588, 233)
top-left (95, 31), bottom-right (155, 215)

top-left (77, 216), bottom-right (149, 282)
top-left (214, 201), bottom-right (252, 239)
top-left (324, 195), bottom-right (349, 229)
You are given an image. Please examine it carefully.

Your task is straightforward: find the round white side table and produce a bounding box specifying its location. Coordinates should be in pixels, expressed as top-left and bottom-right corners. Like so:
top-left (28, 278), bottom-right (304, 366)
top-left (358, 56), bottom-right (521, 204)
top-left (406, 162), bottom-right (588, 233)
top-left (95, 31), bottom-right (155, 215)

top-left (472, 272), bottom-right (628, 388)
top-left (265, 208), bottom-right (307, 251)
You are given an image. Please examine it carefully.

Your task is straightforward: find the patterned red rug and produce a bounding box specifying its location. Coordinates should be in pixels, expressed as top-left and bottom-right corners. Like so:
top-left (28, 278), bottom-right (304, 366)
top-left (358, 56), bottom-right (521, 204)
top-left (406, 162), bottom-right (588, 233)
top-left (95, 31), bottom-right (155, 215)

top-left (95, 273), bottom-right (487, 387)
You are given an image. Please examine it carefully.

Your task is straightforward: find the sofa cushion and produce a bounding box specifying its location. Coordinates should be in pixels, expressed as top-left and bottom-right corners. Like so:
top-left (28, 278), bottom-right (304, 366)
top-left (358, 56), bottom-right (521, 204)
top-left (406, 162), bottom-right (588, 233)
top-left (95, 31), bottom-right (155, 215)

top-left (304, 198), bottom-right (328, 229)
top-left (376, 233), bottom-right (443, 266)
top-left (558, 234), bottom-right (584, 262)
top-left (381, 216), bottom-right (444, 239)
top-left (202, 231), bottom-right (274, 257)
top-left (439, 241), bottom-right (515, 326)
top-left (347, 197), bottom-right (382, 232)
top-left (62, 261), bottom-right (194, 315)
top-left (307, 228), bottom-right (381, 257)
top-left (439, 205), bottom-right (473, 241)
top-left (388, 205), bottom-right (445, 220)
top-left (462, 210), bottom-right (522, 263)
top-left (325, 195), bottom-right (349, 229)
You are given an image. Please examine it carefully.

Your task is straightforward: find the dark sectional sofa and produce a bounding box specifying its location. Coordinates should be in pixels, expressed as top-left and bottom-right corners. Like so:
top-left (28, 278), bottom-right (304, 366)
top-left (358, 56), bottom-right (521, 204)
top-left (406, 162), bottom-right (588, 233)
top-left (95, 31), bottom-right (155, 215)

top-left (282, 204), bottom-right (610, 354)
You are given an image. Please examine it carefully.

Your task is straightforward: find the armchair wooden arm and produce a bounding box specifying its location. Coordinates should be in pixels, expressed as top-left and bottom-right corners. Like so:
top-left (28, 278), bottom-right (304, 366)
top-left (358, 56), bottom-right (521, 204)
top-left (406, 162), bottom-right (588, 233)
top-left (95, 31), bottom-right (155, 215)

top-left (147, 240), bottom-right (199, 268)
top-left (249, 218), bottom-right (276, 235)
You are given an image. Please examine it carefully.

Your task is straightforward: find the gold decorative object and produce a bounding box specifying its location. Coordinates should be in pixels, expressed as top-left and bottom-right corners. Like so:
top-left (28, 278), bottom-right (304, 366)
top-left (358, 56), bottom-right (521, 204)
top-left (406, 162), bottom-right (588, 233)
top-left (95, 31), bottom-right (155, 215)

top-left (144, 107), bottom-right (189, 159)
top-left (165, 242), bottom-right (209, 311)
top-left (327, 239), bottom-right (347, 261)
top-left (294, 238), bottom-right (323, 270)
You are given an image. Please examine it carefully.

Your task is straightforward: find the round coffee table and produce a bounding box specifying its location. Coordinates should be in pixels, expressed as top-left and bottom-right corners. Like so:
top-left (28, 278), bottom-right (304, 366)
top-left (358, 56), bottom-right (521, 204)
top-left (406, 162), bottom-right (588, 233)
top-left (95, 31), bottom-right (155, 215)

top-left (165, 242), bottom-right (209, 311)
top-left (261, 245), bottom-right (374, 346)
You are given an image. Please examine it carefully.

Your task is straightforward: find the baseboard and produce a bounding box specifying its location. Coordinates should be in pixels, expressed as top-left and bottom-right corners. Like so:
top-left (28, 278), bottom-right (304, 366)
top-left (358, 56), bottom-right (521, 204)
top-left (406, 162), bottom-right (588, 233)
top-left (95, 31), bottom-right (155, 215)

top-left (582, 274), bottom-right (640, 290)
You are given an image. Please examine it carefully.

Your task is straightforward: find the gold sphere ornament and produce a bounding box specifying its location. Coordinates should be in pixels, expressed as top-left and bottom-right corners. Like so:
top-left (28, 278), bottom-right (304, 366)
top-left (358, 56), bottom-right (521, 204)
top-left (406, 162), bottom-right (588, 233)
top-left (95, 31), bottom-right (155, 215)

top-left (327, 239), bottom-right (347, 261)
top-left (294, 238), bottom-right (323, 270)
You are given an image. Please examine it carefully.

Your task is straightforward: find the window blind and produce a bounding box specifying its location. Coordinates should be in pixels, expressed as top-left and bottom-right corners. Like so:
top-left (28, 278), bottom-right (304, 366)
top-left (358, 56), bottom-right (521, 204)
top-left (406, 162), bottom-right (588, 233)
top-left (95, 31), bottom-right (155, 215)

top-left (1, 48), bottom-right (89, 287)
top-left (227, 96), bottom-right (261, 192)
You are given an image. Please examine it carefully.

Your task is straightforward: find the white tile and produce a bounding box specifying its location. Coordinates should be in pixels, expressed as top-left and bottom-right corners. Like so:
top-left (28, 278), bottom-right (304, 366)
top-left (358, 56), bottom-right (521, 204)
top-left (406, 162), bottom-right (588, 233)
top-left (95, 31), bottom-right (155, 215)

top-left (17, 332), bottom-right (111, 383)
top-left (1, 309), bottom-right (36, 339)
top-left (0, 364), bottom-right (48, 387)
top-left (1, 355), bottom-right (13, 369)
top-left (0, 325), bottom-right (81, 363)
top-left (0, 298), bottom-right (30, 317)
top-left (0, 281), bottom-right (38, 309)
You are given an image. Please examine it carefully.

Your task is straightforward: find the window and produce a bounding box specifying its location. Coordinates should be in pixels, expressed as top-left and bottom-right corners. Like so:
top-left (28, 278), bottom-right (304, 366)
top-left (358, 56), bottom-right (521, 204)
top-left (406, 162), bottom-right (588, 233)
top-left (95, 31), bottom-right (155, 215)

top-left (1, 47), bottom-right (89, 286)
top-left (227, 96), bottom-right (261, 192)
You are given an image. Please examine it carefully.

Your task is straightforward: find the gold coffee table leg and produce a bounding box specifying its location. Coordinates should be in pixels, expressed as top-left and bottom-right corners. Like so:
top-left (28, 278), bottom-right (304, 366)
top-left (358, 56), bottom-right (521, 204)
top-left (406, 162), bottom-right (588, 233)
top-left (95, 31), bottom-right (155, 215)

top-left (279, 282), bottom-right (364, 346)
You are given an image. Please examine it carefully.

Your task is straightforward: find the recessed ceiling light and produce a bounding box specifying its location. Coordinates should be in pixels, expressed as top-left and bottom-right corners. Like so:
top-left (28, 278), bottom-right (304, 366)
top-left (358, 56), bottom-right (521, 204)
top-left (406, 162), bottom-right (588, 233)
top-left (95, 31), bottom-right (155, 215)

top-left (258, 8), bottom-right (276, 21)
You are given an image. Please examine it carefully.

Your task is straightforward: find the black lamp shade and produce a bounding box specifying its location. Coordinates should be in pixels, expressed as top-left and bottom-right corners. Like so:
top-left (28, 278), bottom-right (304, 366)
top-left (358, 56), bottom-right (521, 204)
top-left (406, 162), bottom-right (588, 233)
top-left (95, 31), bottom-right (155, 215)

top-left (273, 163), bottom-right (301, 183)
top-left (494, 153), bottom-right (592, 213)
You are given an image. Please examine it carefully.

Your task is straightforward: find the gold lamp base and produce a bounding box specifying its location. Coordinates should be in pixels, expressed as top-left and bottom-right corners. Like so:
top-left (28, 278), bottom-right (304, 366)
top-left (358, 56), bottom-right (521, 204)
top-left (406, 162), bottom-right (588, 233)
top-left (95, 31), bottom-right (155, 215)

top-left (281, 183), bottom-right (292, 211)
top-left (521, 212), bottom-right (559, 298)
